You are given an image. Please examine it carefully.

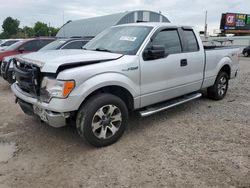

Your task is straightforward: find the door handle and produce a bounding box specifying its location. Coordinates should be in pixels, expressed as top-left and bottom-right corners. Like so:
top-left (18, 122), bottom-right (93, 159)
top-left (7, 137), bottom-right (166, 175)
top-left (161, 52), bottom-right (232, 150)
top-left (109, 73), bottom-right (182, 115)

top-left (180, 59), bottom-right (188, 67)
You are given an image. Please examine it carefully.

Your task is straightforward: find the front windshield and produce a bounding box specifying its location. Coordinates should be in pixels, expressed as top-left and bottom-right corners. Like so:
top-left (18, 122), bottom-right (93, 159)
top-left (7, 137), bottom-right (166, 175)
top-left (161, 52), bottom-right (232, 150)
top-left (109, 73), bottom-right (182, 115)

top-left (39, 39), bottom-right (67, 51)
top-left (4, 41), bottom-right (25, 51)
top-left (84, 26), bottom-right (153, 55)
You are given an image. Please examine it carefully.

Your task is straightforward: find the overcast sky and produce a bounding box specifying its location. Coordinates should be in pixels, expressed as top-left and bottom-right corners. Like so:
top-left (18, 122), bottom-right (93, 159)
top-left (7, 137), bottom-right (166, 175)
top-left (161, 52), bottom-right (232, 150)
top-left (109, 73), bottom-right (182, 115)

top-left (0, 0), bottom-right (250, 34)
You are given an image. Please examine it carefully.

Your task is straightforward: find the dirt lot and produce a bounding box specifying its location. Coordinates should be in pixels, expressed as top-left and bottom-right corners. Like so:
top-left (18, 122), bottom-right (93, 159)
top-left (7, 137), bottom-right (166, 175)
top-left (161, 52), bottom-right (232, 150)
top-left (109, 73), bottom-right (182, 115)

top-left (0, 57), bottom-right (249, 188)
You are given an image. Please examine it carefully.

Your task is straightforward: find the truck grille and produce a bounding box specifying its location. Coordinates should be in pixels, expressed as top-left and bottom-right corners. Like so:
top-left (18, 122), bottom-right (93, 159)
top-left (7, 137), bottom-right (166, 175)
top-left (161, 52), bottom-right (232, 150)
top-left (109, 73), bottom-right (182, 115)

top-left (13, 59), bottom-right (41, 97)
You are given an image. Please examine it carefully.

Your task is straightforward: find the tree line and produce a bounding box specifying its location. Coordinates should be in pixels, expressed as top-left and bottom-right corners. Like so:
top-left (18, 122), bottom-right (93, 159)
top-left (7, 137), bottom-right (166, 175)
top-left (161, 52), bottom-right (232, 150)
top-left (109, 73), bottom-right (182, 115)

top-left (0, 17), bottom-right (60, 39)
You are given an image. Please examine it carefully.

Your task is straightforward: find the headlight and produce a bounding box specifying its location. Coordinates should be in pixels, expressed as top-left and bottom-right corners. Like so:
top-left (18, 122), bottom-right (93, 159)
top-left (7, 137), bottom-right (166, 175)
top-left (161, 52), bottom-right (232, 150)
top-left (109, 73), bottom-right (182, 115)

top-left (40, 77), bottom-right (75, 103)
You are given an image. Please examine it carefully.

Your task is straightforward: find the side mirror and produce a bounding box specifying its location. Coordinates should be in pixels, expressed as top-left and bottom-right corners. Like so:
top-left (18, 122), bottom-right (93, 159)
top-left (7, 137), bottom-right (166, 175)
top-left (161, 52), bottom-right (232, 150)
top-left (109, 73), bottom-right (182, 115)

top-left (143, 45), bottom-right (166, 60)
top-left (18, 47), bottom-right (25, 53)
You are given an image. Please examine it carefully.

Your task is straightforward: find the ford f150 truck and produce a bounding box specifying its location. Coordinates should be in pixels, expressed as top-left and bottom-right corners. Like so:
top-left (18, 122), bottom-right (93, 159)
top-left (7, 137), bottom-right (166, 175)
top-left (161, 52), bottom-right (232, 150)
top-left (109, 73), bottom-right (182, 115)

top-left (11, 23), bottom-right (239, 147)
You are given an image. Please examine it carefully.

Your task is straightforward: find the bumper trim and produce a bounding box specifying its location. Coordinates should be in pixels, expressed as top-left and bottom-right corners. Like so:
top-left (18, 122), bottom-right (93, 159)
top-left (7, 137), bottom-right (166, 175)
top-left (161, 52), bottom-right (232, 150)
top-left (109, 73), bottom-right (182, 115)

top-left (40, 110), bottom-right (67, 128)
top-left (17, 98), bottom-right (67, 128)
top-left (17, 93), bottom-right (68, 128)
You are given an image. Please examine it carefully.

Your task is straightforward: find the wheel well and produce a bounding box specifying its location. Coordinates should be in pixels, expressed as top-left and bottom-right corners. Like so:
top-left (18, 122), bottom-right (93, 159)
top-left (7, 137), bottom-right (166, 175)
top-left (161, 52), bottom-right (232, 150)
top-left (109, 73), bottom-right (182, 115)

top-left (84, 86), bottom-right (134, 111)
top-left (220, 65), bottom-right (231, 78)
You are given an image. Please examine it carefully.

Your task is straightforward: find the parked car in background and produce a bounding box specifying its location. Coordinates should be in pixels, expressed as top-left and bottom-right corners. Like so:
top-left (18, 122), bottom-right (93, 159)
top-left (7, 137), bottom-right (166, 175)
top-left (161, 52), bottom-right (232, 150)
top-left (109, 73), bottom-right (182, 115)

top-left (0, 38), bottom-right (55, 69)
top-left (242, 46), bottom-right (250, 57)
top-left (0, 39), bottom-right (22, 51)
top-left (1, 37), bottom-right (91, 84)
top-left (39, 37), bottom-right (92, 51)
top-left (11, 23), bottom-right (239, 147)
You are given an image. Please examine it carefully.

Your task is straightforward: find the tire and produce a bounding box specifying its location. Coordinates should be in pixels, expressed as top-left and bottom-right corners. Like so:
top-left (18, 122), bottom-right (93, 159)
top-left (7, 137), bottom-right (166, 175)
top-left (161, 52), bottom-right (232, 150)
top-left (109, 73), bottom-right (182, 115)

top-left (76, 93), bottom-right (128, 147)
top-left (207, 72), bottom-right (229, 100)
top-left (243, 51), bottom-right (249, 57)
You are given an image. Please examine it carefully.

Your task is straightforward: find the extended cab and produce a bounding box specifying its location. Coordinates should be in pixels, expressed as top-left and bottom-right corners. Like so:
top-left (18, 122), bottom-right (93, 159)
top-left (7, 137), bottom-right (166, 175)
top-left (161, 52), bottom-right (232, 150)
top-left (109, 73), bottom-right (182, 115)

top-left (11, 23), bottom-right (239, 147)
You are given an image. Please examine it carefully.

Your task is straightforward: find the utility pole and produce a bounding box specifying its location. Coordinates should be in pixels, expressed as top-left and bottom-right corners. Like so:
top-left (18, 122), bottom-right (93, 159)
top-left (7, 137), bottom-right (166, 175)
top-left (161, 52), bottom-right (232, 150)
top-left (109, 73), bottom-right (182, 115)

top-left (204, 10), bottom-right (208, 38)
top-left (63, 11), bottom-right (65, 37)
top-left (48, 22), bottom-right (51, 37)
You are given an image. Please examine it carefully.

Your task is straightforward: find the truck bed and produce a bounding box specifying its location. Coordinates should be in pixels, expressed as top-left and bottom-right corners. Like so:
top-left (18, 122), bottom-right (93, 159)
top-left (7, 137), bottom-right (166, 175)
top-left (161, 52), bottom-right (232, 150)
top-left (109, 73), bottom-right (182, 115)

top-left (204, 46), bottom-right (239, 83)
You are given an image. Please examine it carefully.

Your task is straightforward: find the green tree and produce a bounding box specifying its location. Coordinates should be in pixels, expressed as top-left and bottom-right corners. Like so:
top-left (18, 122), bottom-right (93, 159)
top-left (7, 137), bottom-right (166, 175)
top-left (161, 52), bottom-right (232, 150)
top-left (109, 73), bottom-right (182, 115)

top-left (22, 26), bottom-right (34, 37)
top-left (33, 22), bottom-right (49, 37)
top-left (2, 17), bottom-right (20, 38)
top-left (0, 32), bottom-right (8, 39)
top-left (14, 27), bottom-right (34, 38)
top-left (0, 18), bottom-right (60, 39)
top-left (49, 27), bottom-right (59, 36)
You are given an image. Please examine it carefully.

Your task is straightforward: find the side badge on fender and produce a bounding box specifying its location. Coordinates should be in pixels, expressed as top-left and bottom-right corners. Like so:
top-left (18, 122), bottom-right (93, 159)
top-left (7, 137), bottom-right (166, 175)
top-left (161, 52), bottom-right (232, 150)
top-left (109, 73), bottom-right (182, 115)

top-left (122, 66), bottom-right (138, 72)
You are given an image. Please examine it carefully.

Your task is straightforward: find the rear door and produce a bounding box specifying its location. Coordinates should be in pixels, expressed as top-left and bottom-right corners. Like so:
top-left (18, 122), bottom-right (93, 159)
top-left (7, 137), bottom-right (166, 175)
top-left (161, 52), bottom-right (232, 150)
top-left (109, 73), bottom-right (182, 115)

top-left (178, 27), bottom-right (205, 88)
top-left (139, 27), bottom-right (204, 107)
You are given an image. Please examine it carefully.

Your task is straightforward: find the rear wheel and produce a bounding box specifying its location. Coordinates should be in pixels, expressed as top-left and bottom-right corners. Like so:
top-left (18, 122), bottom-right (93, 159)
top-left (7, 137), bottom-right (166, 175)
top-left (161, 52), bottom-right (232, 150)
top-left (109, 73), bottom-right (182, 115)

top-left (244, 51), bottom-right (249, 57)
top-left (76, 93), bottom-right (128, 147)
top-left (207, 72), bottom-right (229, 100)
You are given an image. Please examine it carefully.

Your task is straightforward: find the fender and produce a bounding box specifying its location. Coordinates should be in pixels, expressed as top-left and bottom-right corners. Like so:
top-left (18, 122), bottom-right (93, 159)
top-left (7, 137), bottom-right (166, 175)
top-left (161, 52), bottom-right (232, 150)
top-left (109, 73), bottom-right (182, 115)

top-left (203, 56), bottom-right (232, 88)
top-left (69, 72), bottom-right (140, 110)
top-left (209, 56), bottom-right (232, 86)
top-left (215, 56), bottom-right (232, 78)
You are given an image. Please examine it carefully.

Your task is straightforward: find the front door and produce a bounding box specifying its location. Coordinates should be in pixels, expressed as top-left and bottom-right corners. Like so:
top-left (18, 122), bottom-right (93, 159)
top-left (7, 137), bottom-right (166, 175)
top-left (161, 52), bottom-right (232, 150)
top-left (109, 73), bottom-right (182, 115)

top-left (139, 27), bottom-right (204, 107)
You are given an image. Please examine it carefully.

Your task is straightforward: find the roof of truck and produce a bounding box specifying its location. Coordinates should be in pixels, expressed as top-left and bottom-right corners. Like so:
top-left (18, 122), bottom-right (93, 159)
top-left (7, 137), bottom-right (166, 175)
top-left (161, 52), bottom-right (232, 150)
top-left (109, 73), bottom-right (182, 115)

top-left (113, 22), bottom-right (194, 28)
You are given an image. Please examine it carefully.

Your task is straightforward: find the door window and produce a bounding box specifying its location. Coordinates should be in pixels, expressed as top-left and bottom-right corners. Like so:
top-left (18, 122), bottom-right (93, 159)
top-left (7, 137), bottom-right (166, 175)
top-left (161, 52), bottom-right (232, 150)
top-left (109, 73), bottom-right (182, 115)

top-left (152, 29), bottom-right (182, 54)
top-left (182, 30), bottom-right (199, 52)
top-left (20, 40), bottom-right (39, 51)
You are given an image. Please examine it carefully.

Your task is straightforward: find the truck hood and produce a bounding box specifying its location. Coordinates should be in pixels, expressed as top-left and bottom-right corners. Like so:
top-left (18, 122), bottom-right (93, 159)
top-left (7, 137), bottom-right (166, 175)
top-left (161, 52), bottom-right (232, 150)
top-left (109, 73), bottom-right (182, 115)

top-left (16, 50), bottom-right (123, 73)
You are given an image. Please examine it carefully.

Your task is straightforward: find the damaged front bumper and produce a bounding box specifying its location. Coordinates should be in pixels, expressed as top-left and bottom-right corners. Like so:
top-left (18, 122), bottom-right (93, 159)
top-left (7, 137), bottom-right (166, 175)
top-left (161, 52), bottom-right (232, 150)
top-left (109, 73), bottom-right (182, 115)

top-left (11, 83), bottom-right (70, 128)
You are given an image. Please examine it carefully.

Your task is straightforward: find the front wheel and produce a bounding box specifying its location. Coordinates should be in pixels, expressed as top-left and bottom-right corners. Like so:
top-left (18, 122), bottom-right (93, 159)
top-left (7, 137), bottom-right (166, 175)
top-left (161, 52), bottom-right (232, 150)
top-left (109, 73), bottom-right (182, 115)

top-left (207, 72), bottom-right (229, 100)
top-left (243, 51), bottom-right (249, 57)
top-left (76, 93), bottom-right (128, 147)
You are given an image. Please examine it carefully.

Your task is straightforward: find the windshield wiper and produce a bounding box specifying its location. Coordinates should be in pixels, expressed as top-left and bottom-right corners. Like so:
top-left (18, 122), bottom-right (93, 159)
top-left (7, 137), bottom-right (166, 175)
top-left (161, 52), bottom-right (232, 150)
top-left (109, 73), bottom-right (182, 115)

top-left (94, 48), bottom-right (112, 53)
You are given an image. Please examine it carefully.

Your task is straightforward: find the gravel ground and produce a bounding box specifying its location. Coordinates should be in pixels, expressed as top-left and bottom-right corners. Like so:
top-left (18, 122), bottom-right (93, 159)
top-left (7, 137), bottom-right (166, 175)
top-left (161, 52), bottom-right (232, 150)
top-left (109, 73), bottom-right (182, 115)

top-left (0, 57), bottom-right (249, 188)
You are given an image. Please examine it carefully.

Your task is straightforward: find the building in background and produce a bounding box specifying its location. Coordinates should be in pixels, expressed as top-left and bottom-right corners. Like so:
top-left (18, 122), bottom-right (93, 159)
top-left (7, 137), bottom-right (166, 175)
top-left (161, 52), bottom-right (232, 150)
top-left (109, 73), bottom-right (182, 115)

top-left (56, 10), bottom-right (170, 38)
top-left (220, 13), bottom-right (250, 36)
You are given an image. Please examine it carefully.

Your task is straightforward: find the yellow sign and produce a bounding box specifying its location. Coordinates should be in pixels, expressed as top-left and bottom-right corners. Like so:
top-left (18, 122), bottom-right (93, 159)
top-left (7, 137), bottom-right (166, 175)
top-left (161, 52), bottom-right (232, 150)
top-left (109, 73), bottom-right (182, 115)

top-left (238, 14), bottom-right (246, 19)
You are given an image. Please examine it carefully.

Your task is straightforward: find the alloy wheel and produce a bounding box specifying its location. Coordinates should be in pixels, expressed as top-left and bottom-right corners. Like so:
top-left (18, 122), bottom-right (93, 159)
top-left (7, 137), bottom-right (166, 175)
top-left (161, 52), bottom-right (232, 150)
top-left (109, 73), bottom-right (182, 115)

top-left (91, 105), bottom-right (122, 139)
top-left (217, 76), bottom-right (227, 96)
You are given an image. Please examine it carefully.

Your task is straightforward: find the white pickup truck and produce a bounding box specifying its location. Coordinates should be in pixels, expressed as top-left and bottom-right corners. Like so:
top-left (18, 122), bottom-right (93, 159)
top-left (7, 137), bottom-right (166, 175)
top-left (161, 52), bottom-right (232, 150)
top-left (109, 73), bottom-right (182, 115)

top-left (11, 23), bottom-right (239, 147)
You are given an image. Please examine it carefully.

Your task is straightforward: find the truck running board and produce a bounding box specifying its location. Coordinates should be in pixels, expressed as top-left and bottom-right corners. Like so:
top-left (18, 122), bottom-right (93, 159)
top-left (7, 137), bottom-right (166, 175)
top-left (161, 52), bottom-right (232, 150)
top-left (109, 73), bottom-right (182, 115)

top-left (139, 93), bottom-right (202, 117)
